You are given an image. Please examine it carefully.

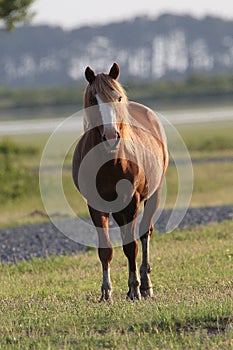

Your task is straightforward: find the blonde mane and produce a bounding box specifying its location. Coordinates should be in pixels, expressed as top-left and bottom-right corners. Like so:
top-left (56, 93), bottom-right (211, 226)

top-left (84, 73), bottom-right (128, 106)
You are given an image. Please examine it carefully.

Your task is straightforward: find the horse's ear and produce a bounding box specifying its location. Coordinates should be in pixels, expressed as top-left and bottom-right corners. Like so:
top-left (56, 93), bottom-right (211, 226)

top-left (109, 63), bottom-right (120, 80)
top-left (85, 66), bottom-right (96, 84)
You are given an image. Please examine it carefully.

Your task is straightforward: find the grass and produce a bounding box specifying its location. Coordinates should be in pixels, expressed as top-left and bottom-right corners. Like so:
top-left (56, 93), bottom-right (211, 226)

top-left (177, 121), bottom-right (233, 153)
top-left (0, 221), bottom-right (232, 349)
top-left (165, 162), bottom-right (233, 208)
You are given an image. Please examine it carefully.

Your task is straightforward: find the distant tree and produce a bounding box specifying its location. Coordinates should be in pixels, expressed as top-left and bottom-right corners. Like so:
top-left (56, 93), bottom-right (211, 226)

top-left (0, 0), bottom-right (35, 31)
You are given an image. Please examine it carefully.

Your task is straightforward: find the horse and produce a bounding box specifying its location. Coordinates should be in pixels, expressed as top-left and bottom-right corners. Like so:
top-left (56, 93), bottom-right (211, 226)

top-left (72, 63), bottom-right (169, 301)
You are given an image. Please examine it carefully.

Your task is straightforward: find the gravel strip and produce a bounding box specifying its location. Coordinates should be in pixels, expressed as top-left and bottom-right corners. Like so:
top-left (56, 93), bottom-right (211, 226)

top-left (0, 205), bottom-right (232, 263)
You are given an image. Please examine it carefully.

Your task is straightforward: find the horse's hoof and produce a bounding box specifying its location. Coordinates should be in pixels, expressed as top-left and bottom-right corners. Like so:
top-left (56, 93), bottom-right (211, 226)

top-left (99, 296), bottom-right (113, 303)
top-left (99, 289), bottom-right (113, 303)
top-left (140, 287), bottom-right (153, 298)
top-left (126, 289), bottom-right (141, 301)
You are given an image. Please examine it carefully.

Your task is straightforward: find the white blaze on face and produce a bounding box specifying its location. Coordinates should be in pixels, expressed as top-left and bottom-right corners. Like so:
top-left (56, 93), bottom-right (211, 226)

top-left (96, 94), bottom-right (117, 128)
top-left (96, 94), bottom-right (119, 147)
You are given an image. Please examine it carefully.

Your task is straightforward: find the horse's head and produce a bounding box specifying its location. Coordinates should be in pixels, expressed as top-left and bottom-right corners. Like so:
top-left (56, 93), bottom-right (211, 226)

top-left (84, 63), bottom-right (129, 152)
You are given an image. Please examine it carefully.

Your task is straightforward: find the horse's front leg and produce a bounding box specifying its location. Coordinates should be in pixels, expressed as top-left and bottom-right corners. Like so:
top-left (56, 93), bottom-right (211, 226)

top-left (113, 194), bottom-right (141, 301)
top-left (140, 229), bottom-right (153, 297)
top-left (99, 248), bottom-right (113, 301)
top-left (123, 240), bottom-right (141, 301)
top-left (88, 207), bottom-right (113, 302)
top-left (139, 189), bottom-right (161, 297)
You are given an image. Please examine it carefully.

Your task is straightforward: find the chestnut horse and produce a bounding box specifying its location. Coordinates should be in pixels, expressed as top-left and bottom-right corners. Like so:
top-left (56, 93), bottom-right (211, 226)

top-left (72, 63), bottom-right (169, 301)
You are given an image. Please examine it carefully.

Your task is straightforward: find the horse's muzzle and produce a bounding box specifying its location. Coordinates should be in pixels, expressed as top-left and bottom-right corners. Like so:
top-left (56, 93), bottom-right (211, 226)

top-left (102, 131), bottom-right (121, 153)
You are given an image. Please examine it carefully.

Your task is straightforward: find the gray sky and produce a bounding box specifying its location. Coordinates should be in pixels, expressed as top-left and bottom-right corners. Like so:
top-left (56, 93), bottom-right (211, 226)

top-left (32, 0), bottom-right (233, 28)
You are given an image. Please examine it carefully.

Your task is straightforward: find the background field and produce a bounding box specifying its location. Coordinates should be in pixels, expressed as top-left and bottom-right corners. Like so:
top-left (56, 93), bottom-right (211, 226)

top-left (0, 117), bottom-right (232, 228)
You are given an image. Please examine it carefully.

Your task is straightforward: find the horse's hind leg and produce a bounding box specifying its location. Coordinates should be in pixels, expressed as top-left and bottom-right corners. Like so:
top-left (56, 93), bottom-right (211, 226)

top-left (139, 188), bottom-right (161, 297)
top-left (88, 206), bottom-right (113, 302)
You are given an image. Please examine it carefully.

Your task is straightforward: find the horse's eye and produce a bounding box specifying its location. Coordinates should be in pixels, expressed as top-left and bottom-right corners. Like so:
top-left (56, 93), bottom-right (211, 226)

top-left (112, 90), bottom-right (122, 102)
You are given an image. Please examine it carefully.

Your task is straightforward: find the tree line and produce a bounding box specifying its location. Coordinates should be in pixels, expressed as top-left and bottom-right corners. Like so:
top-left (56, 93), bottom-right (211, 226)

top-left (0, 74), bottom-right (233, 111)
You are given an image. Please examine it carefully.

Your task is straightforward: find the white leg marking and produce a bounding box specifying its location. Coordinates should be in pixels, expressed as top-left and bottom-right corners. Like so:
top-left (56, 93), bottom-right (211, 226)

top-left (127, 269), bottom-right (141, 301)
top-left (101, 268), bottom-right (112, 301)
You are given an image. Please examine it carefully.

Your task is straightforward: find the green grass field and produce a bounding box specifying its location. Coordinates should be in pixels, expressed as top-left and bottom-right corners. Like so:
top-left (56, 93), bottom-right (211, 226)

top-left (0, 221), bottom-right (232, 349)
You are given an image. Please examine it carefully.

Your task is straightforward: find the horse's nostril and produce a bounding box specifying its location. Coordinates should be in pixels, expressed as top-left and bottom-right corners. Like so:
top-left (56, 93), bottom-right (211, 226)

top-left (102, 131), bottom-right (121, 150)
top-left (102, 130), bottom-right (119, 142)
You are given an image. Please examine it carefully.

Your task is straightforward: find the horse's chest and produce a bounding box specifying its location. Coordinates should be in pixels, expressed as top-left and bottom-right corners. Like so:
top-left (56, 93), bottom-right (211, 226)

top-left (95, 160), bottom-right (146, 202)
